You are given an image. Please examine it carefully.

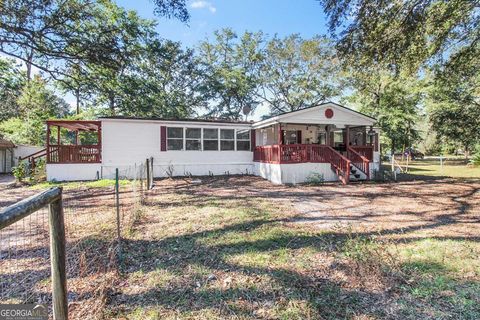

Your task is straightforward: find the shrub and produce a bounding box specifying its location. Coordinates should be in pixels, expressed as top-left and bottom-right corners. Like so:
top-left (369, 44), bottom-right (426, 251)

top-left (12, 161), bottom-right (28, 182)
top-left (305, 172), bottom-right (325, 185)
top-left (470, 152), bottom-right (480, 166)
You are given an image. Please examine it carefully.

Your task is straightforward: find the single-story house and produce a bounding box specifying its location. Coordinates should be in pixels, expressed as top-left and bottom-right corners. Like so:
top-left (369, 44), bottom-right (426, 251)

top-left (40, 102), bottom-right (380, 184)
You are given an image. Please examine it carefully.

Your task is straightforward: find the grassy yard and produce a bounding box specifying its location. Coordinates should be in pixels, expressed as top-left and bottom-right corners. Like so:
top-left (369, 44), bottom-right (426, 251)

top-left (397, 158), bottom-right (480, 179)
top-left (103, 177), bottom-right (480, 320)
top-left (29, 179), bottom-right (131, 190)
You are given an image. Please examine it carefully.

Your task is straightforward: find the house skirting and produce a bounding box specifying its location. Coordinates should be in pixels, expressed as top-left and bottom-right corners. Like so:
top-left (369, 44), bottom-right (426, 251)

top-left (46, 161), bottom-right (380, 183)
top-left (101, 163), bottom-right (255, 179)
top-left (254, 162), bottom-right (339, 184)
top-left (46, 163), bottom-right (101, 181)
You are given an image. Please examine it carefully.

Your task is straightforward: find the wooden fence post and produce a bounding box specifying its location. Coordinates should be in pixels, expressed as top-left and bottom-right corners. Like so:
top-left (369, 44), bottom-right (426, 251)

top-left (149, 156), bottom-right (154, 189)
top-left (115, 168), bottom-right (121, 266)
top-left (146, 158), bottom-right (150, 190)
top-left (48, 191), bottom-right (68, 320)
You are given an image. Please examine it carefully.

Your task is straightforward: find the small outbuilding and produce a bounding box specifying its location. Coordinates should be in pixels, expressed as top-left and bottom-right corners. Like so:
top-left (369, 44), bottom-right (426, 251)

top-left (0, 138), bottom-right (15, 173)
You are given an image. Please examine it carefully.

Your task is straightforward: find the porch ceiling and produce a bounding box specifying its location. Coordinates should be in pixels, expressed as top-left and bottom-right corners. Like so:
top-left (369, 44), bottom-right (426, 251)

top-left (46, 120), bottom-right (101, 132)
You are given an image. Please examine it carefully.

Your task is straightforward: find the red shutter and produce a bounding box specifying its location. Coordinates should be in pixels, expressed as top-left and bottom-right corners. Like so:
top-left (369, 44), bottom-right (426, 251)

top-left (160, 126), bottom-right (166, 151)
top-left (375, 133), bottom-right (379, 152)
top-left (296, 130), bottom-right (302, 144)
top-left (250, 129), bottom-right (256, 151)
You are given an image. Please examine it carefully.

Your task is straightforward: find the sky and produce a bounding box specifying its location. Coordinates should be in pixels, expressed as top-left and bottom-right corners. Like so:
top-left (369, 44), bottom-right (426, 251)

top-left (116, 0), bottom-right (330, 47)
top-left (3, 1), bottom-right (332, 120)
top-left (114, 0), bottom-right (331, 119)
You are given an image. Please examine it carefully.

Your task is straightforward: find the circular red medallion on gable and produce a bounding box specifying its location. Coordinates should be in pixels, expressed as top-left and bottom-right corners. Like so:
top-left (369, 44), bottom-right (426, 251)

top-left (325, 108), bottom-right (334, 118)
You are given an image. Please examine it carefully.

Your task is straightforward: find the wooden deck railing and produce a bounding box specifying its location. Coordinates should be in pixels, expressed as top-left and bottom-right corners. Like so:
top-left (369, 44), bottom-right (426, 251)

top-left (347, 146), bottom-right (370, 179)
top-left (253, 144), bottom-right (351, 184)
top-left (47, 145), bottom-right (101, 164)
top-left (350, 145), bottom-right (373, 161)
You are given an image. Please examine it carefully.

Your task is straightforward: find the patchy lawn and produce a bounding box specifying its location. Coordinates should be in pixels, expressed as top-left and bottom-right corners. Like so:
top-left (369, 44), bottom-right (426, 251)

top-left (105, 176), bottom-right (480, 320)
top-left (1, 175), bottom-right (479, 319)
top-left (396, 158), bottom-right (480, 179)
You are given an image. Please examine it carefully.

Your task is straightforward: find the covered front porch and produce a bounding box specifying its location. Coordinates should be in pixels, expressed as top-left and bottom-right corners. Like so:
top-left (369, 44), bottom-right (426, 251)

top-left (251, 104), bottom-right (380, 184)
top-left (46, 120), bottom-right (102, 164)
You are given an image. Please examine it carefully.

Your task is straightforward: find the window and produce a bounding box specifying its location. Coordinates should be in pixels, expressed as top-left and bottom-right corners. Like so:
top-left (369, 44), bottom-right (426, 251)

top-left (203, 128), bottom-right (218, 151)
top-left (236, 129), bottom-right (250, 151)
top-left (185, 128), bottom-right (201, 150)
top-left (167, 127), bottom-right (183, 150)
top-left (220, 129), bottom-right (235, 150)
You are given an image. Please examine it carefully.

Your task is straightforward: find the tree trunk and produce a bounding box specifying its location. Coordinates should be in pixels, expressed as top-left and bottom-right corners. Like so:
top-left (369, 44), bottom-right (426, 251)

top-left (26, 49), bottom-right (34, 81)
top-left (75, 88), bottom-right (80, 115)
top-left (109, 93), bottom-right (115, 115)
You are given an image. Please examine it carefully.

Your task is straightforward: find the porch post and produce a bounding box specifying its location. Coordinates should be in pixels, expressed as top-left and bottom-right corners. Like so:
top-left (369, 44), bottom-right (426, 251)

top-left (97, 123), bottom-right (102, 163)
top-left (57, 126), bottom-right (60, 146)
top-left (278, 123), bottom-right (283, 145)
top-left (345, 125), bottom-right (350, 147)
top-left (369, 126), bottom-right (374, 146)
top-left (46, 123), bottom-right (51, 163)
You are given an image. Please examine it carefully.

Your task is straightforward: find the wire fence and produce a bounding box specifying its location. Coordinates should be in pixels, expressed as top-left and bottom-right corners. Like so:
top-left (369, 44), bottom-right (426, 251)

top-left (0, 160), bottom-right (151, 319)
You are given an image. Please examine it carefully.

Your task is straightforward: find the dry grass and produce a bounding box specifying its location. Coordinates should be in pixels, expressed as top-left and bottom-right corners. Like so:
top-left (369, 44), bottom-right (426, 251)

top-left (0, 182), bottom-right (136, 319)
top-left (104, 176), bottom-right (480, 320)
top-left (1, 176), bottom-right (479, 319)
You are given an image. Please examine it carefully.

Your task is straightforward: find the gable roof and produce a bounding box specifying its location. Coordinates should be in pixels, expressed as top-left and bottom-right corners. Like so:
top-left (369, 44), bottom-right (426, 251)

top-left (253, 102), bottom-right (376, 128)
top-left (95, 102), bottom-right (375, 128)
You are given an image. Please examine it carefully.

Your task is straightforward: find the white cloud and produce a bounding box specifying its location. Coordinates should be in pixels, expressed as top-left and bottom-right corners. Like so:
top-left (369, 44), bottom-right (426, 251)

top-left (190, 1), bottom-right (216, 13)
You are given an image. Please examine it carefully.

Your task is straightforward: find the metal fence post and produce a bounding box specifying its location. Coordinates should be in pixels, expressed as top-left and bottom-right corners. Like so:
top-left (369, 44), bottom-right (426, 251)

top-left (48, 190), bottom-right (68, 320)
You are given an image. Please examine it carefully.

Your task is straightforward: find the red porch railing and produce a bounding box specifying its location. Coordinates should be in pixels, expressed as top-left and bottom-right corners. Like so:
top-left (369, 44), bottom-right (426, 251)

top-left (350, 145), bottom-right (373, 161)
top-left (254, 144), bottom-right (351, 184)
top-left (47, 145), bottom-right (101, 164)
top-left (347, 146), bottom-right (370, 179)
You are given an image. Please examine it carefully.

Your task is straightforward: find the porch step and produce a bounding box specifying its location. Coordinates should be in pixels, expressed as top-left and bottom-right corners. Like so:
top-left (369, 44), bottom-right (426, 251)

top-left (349, 164), bottom-right (363, 181)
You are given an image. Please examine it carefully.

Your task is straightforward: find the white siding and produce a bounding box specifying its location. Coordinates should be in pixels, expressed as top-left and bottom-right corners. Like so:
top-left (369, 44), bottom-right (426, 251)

top-left (284, 105), bottom-right (373, 127)
top-left (101, 119), bottom-right (254, 178)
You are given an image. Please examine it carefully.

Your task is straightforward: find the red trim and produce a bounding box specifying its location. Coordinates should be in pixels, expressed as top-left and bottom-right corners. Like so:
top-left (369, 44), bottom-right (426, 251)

top-left (160, 126), bottom-right (167, 151)
top-left (250, 129), bottom-right (256, 151)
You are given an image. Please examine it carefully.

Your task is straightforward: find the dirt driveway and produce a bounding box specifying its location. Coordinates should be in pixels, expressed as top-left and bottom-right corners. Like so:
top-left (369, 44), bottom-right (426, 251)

top-left (148, 176), bottom-right (480, 240)
top-left (2, 176), bottom-right (478, 241)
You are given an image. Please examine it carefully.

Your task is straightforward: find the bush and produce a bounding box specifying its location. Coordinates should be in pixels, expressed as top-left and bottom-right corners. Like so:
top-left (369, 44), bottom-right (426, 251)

top-left (470, 152), bottom-right (480, 166)
top-left (12, 161), bottom-right (28, 182)
top-left (12, 159), bottom-right (46, 184)
top-left (305, 172), bottom-right (325, 185)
